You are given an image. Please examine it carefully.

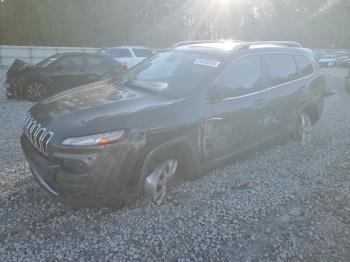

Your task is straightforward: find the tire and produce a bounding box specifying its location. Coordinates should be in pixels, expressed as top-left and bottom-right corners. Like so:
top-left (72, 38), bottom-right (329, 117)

top-left (143, 156), bottom-right (178, 205)
top-left (23, 80), bottom-right (50, 102)
top-left (293, 112), bottom-right (313, 145)
top-left (144, 159), bottom-right (178, 205)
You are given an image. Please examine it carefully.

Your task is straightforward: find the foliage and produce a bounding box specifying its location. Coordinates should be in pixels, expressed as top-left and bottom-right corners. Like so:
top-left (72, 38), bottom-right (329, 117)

top-left (0, 0), bottom-right (349, 48)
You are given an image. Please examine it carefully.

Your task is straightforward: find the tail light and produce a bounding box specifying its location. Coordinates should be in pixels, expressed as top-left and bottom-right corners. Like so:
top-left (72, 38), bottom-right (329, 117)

top-left (120, 63), bottom-right (128, 70)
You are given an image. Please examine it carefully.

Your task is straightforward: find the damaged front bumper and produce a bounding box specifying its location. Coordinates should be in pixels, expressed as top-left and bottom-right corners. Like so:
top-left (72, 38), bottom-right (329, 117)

top-left (20, 134), bottom-right (141, 207)
top-left (4, 81), bottom-right (14, 98)
top-left (4, 80), bottom-right (21, 99)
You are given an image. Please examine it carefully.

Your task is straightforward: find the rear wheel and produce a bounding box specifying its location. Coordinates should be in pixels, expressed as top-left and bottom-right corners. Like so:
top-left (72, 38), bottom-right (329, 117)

top-left (293, 112), bottom-right (313, 145)
top-left (23, 80), bottom-right (49, 102)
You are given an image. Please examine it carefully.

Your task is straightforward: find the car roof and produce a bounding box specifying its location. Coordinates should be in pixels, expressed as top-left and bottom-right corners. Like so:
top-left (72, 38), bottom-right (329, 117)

top-left (54, 52), bottom-right (114, 59)
top-left (104, 46), bottom-right (150, 50)
top-left (173, 41), bottom-right (310, 57)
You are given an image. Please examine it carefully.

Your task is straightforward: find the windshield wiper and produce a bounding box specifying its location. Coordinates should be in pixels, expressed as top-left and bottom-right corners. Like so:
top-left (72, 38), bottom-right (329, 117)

top-left (123, 80), bottom-right (159, 95)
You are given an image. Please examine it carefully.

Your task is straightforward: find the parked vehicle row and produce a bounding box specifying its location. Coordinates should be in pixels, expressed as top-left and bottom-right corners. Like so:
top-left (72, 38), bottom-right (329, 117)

top-left (318, 52), bottom-right (350, 68)
top-left (20, 41), bottom-right (327, 207)
top-left (3, 46), bottom-right (156, 102)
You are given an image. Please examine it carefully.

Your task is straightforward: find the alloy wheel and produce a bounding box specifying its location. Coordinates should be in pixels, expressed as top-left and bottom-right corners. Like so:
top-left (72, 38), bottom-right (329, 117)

top-left (144, 159), bottom-right (178, 205)
top-left (25, 81), bottom-right (48, 101)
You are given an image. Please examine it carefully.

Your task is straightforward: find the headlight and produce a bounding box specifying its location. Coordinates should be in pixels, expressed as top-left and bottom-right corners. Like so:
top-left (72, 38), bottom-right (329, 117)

top-left (61, 130), bottom-right (125, 146)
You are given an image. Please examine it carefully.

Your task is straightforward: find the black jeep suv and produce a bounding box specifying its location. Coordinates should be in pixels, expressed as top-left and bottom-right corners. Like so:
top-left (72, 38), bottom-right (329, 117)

top-left (21, 41), bottom-right (326, 207)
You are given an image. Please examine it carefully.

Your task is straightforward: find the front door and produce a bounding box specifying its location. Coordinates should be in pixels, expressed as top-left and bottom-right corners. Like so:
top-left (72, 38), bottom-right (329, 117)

top-left (202, 54), bottom-right (268, 163)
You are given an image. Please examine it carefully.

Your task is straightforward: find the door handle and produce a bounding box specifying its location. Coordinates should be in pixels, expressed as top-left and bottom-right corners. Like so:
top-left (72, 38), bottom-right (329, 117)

top-left (254, 98), bottom-right (266, 106)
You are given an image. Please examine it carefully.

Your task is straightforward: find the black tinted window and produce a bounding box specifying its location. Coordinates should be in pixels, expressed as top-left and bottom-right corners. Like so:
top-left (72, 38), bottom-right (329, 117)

top-left (264, 54), bottom-right (298, 86)
top-left (215, 55), bottom-right (263, 98)
top-left (54, 56), bottom-right (84, 69)
top-left (87, 56), bottom-right (111, 66)
top-left (36, 54), bottom-right (63, 67)
top-left (133, 49), bottom-right (153, 57)
top-left (109, 49), bottom-right (132, 57)
top-left (295, 55), bottom-right (314, 77)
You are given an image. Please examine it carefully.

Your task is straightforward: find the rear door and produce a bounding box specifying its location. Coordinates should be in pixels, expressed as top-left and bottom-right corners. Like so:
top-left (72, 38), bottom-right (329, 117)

top-left (84, 55), bottom-right (114, 82)
top-left (46, 55), bottom-right (86, 90)
top-left (261, 53), bottom-right (302, 138)
top-left (203, 54), bottom-right (268, 162)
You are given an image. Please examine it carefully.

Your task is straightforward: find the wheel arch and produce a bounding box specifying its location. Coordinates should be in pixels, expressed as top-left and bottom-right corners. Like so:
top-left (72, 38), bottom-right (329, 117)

top-left (20, 77), bottom-right (53, 98)
top-left (136, 136), bottom-right (201, 195)
top-left (301, 101), bottom-right (322, 125)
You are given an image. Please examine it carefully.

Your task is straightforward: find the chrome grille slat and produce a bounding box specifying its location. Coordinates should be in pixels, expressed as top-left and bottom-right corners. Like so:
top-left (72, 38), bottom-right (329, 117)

top-left (38, 128), bottom-right (48, 151)
top-left (33, 124), bottom-right (42, 148)
top-left (23, 113), bottom-right (54, 156)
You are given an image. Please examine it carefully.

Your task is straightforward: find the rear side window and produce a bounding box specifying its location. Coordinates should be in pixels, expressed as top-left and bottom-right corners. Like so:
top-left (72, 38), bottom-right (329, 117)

top-left (86, 56), bottom-right (112, 67)
top-left (87, 56), bottom-right (107, 66)
top-left (54, 56), bottom-right (84, 69)
top-left (294, 55), bottom-right (315, 77)
top-left (108, 49), bottom-right (132, 57)
top-left (215, 54), bottom-right (263, 98)
top-left (264, 54), bottom-right (298, 86)
top-left (133, 49), bottom-right (153, 58)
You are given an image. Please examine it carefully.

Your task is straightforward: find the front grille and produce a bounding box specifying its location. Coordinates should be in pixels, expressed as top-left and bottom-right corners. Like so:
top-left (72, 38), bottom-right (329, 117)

top-left (23, 112), bottom-right (54, 156)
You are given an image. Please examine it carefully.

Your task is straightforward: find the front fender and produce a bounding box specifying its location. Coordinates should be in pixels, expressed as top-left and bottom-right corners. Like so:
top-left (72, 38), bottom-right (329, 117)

top-left (137, 136), bottom-right (200, 195)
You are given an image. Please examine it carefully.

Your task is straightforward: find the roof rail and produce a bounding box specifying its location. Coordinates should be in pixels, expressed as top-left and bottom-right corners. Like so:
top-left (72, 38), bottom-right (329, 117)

top-left (171, 39), bottom-right (244, 48)
top-left (235, 41), bottom-right (303, 50)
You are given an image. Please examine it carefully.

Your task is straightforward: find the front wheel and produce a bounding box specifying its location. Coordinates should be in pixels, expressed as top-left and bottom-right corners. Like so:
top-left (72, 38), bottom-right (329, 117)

top-left (293, 112), bottom-right (313, 145)
top-left (144, 159), bottom-right (178, 205)
top-left (23, 80), bottom-right (50, 102)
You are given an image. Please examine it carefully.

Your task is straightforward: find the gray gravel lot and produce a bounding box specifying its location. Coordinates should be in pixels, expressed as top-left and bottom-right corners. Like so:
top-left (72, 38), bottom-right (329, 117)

top-left (0, 68), bottom-right (349, 261)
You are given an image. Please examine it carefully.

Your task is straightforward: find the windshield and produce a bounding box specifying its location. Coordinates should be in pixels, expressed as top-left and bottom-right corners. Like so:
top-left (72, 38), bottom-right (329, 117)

top-left (36, 54), bottom-right (63, 67)
top-left (123, 51), bottom-right (223, 97)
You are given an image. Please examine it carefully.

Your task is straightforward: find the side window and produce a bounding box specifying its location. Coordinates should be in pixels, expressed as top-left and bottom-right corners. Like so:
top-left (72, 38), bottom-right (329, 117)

top-left (54, 56), bottom-right (84, 69)
top-left (294, 55), bottom-right (315, 77)
top-left (215, 55), bottom-right (263, 98)
top-left (133, 49), bottom-right (153, 58)
top-left (86, 56), bottom-right (110, 67)
top-left (264, 53), bottom-right (298, 86)
top-left (109, 49), bottom-right (132, 58)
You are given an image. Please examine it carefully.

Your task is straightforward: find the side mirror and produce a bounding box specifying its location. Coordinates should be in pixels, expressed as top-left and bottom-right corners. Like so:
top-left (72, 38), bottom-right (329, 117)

top-left (208, 85), bottom-right (230, 101)
top-left (207, 86), bottom-right (222, 101)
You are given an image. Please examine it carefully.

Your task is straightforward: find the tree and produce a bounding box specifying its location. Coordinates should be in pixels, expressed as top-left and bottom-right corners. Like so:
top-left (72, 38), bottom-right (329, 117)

top-left (0, 0), bottom-right (349, 48)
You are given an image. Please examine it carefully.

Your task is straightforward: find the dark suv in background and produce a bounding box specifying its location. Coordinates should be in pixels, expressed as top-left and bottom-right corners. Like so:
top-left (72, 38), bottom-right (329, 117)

top-left (5, 52), bottom-right (126, 101)
top-left (21, 41), bottom-right (326, 207)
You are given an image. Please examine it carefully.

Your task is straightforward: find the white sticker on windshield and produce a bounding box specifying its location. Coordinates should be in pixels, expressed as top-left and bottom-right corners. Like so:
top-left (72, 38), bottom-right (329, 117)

top-left (194, 59), bottom-right (221, 68)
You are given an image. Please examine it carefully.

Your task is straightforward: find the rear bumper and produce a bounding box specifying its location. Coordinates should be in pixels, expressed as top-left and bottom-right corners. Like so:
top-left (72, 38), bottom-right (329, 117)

top-left (21, 134), bottom-right (140, 207)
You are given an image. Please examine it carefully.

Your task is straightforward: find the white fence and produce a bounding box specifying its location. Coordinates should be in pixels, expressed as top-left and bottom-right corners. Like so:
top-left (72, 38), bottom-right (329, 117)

top-left (0, 45), bottom-right (99, 67)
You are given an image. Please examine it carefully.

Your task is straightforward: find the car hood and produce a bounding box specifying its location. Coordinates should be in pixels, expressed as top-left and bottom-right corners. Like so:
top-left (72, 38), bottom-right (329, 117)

top-left (7, 59), bottom-right (35, 76)
top-left (29, 80), bottom-right (177, 138)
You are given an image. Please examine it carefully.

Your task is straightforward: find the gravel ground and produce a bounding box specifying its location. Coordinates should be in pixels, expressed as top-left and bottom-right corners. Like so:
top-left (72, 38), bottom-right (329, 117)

top-left (0, 68), bottom-right (349, 261)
